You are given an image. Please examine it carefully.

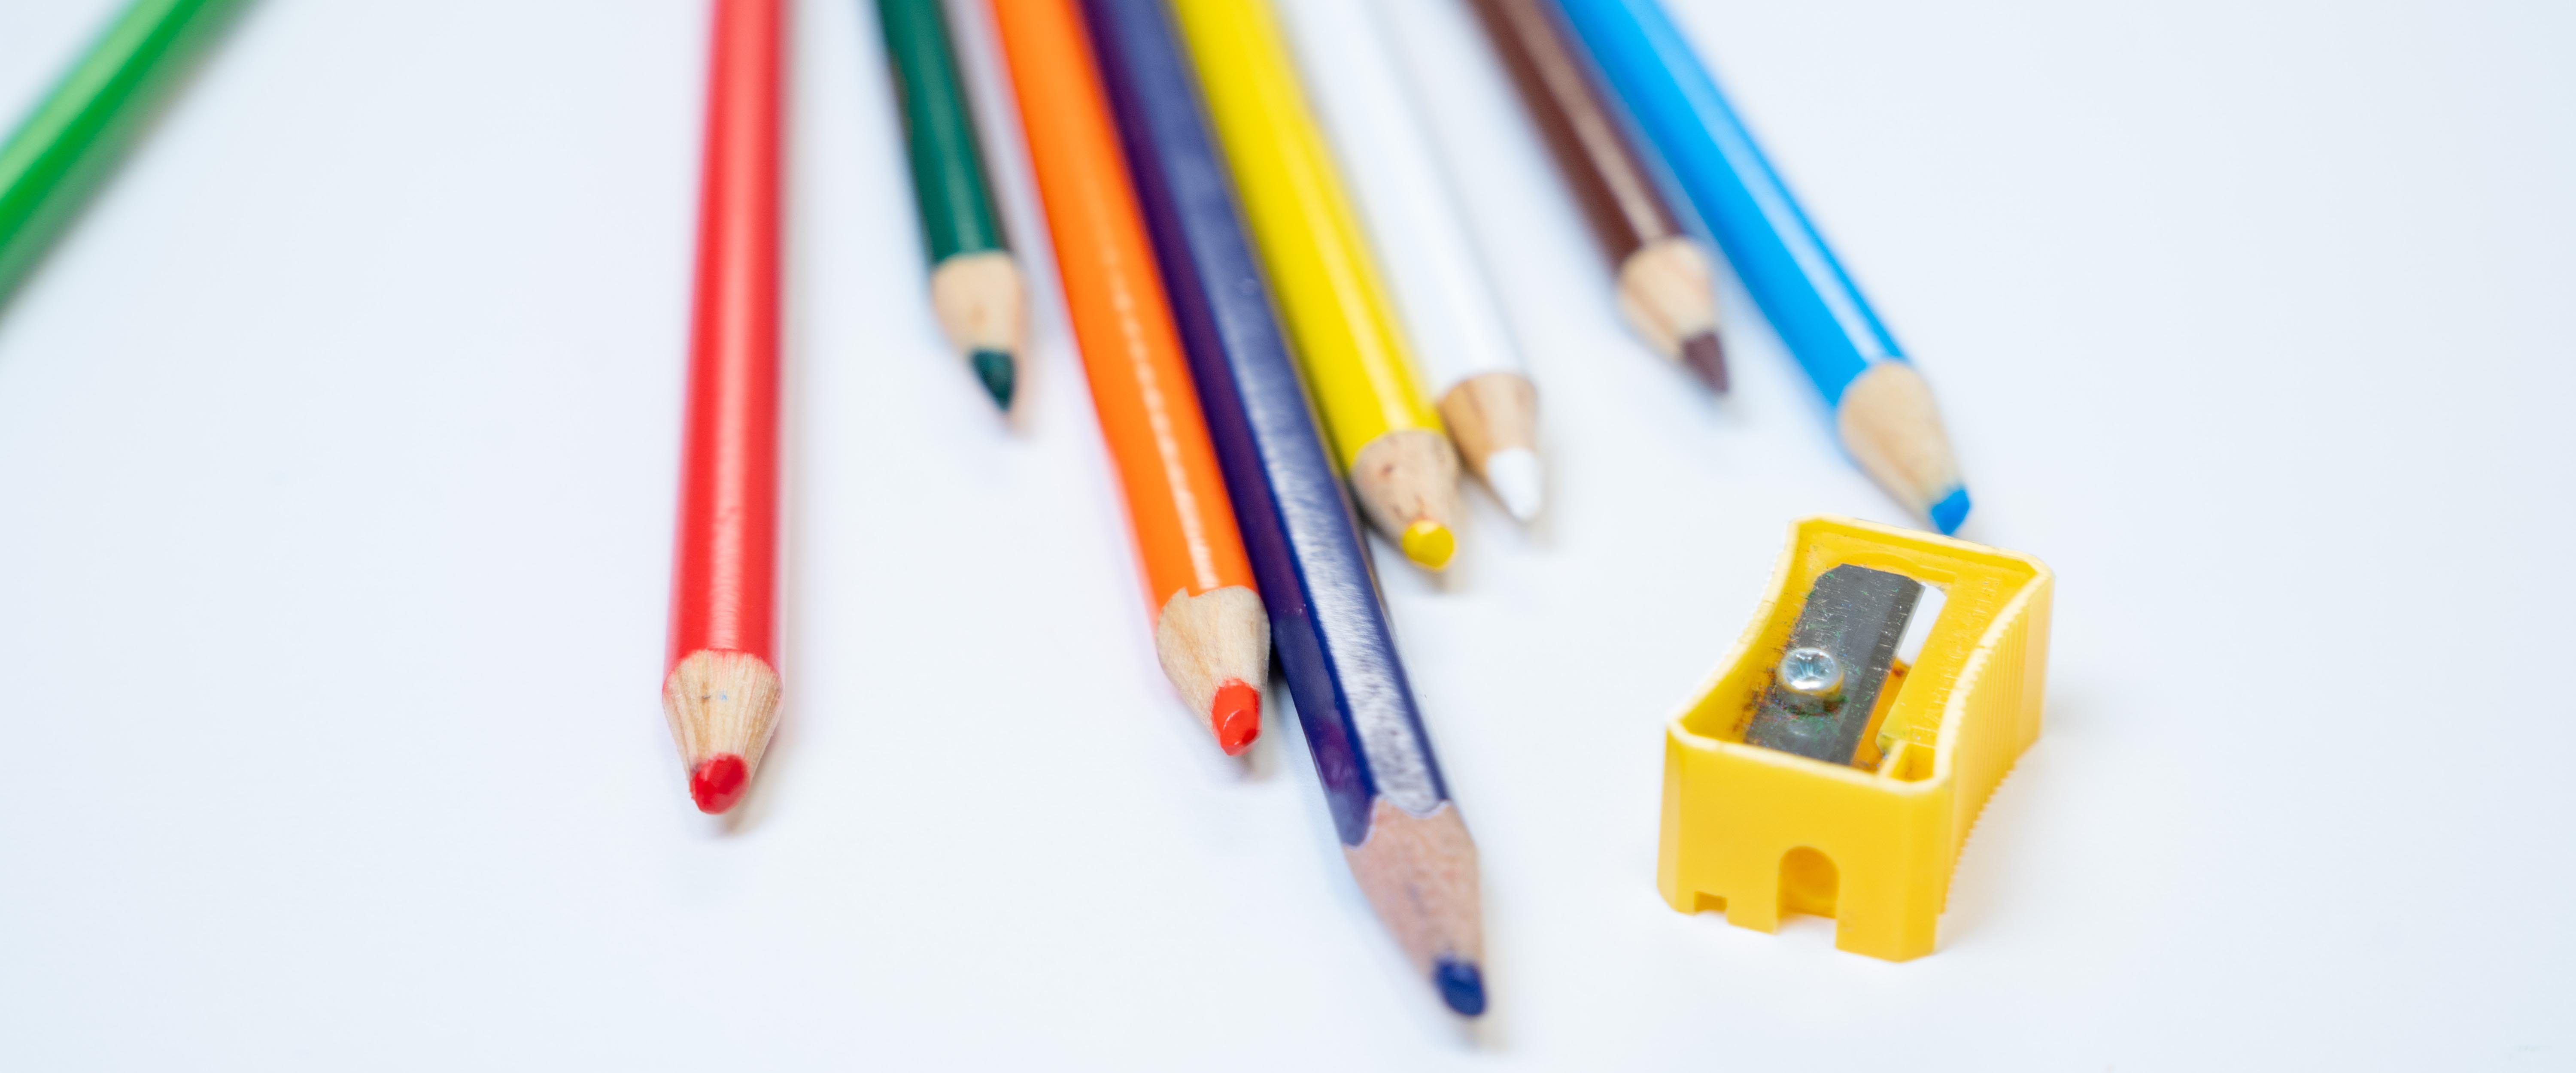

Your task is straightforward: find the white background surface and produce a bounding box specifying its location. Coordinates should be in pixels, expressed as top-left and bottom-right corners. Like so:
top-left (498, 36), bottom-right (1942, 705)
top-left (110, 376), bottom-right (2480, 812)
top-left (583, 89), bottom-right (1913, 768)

top-left (0, 0), bottom-right (2569, 1068)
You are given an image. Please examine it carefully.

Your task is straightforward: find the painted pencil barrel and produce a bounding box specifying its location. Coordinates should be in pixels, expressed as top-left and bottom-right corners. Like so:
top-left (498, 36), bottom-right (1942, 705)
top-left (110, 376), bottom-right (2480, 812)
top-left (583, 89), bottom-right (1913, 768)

top-left (1276, 0), bottom-right (1523, 394)
top-left (875, 0), bottom-right (1005, 264)
top-left (1465, 0), bottom-right (1678, 269)
top-left (670, 0), bottom-right (786, 670)
top-left (990, 0), bottom-right (1253, 611)
top-left (1165, 0), bottom-right (1443, 466)
top-left (1553, 0), bottom-right (1895, 398)
top-left (0, 0), bottom-right (242, 300)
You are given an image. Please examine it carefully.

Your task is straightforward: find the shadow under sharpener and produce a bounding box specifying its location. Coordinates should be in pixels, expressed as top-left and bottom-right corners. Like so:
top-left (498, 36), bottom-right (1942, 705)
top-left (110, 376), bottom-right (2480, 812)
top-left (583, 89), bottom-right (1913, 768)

top-left (1658, 517), bottom-right (2053, 961)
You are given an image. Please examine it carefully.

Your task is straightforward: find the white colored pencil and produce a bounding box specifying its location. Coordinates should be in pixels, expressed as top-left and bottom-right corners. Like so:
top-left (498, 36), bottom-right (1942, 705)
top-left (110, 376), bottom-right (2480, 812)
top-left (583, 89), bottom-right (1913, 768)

top-left (1275, 0), bottom-right (1545, 521)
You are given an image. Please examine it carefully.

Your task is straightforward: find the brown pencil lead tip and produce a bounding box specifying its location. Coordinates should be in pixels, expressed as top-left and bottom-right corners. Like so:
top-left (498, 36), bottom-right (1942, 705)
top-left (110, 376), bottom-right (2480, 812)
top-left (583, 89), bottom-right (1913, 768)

top-left (1681, 333), bottom-right (1728, 394)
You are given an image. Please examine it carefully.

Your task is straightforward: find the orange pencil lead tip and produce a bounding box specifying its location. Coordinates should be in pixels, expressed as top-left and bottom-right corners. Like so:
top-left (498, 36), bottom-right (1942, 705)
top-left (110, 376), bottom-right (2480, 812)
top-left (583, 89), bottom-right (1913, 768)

top-left (690, 754), bottom-right (749, 814)
top-left (1213, 679), bottom-right (1261, 755)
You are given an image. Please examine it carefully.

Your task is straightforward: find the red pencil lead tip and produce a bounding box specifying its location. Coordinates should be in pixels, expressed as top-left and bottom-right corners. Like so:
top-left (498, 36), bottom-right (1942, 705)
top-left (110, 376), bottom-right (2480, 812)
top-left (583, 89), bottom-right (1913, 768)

top-left (690, 754), bottom-right (749, 813)
top-left (1213, 679), bottom-right (1261, 755)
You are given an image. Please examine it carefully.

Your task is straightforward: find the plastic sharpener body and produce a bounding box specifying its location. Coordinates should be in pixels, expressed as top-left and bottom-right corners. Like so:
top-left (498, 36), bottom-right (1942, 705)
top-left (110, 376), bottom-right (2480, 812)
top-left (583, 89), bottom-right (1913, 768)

top-left (1658, 516), bottom-right (2053, 961)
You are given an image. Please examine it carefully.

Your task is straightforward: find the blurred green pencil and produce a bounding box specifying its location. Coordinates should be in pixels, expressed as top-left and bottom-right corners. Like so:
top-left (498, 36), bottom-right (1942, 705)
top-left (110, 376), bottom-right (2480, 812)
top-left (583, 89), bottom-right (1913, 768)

top-left (0, 0), bottom-right (244, 303)
top-left (874, 0), bottom-right (1026, 411)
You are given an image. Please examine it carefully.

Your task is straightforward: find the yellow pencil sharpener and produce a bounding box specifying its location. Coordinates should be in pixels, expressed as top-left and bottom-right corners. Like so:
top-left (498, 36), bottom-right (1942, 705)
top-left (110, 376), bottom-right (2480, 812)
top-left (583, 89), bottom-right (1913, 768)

top-left (1658, 516), bottom-right (2053, 961)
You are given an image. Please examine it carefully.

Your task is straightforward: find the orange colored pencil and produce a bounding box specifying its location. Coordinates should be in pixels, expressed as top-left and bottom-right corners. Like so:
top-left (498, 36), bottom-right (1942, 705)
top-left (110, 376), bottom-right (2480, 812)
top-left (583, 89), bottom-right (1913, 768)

top-left (990, 0), bottom-right (1269, 755)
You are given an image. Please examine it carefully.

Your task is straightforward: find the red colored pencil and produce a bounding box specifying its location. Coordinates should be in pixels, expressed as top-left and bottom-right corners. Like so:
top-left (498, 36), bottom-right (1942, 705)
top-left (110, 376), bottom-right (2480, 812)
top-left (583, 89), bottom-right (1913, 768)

top-left (663, 0), bottom-right (784, 815)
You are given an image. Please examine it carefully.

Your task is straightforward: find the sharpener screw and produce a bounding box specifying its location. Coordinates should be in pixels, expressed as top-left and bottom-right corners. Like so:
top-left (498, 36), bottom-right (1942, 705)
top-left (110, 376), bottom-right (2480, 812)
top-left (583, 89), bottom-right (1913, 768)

top-left (1779, 647), bottom-right (1843, 700)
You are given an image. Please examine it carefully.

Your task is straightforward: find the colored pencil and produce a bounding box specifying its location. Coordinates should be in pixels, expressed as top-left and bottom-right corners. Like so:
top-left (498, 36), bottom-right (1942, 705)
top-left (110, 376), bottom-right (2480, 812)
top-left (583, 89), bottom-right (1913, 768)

top-left (1082, 0), bottom-right (1487, 1016)
top-left (874, 0), bottom-right (1027, 411)
top-left (1554, 0), bottom-right (1971, 532)
top-left (1170, 0), bottom-right (1464, 572)
top-left (1455, 0), bottom-right (1728, 391)
top-left (0, 0), bottom-right (243, 304)
top-left (989, 0), bottom-right (1269, 754)
top-left (664, 0), bottom-right (786, 815)
top-left (1274, 0), bottom-right (1545, 522)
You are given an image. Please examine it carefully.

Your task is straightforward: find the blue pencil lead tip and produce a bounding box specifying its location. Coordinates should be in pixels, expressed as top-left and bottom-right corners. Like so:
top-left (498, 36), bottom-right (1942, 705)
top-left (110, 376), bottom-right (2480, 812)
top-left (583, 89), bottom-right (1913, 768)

top-left (1433, 958), bottom-right (1486, 1017)
top-left (1929, 487), bottom-right (1971, 535)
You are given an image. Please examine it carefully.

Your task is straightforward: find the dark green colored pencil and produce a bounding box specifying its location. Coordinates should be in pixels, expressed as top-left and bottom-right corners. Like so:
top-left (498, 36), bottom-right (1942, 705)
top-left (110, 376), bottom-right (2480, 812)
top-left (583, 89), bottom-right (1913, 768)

top-left (875, 0), bottom-right (1025, 411)
top-left (0, 0), bottom-right (246, 305)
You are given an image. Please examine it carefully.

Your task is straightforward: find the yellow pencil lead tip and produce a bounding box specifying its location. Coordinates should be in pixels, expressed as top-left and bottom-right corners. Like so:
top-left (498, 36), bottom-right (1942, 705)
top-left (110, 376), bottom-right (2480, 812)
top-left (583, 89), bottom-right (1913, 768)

top-left (1399, 521), bottom-right (1455, 570)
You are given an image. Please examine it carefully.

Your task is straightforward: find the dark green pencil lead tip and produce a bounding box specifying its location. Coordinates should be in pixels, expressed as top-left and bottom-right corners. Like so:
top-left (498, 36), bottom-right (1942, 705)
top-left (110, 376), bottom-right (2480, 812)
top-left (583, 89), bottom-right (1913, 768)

top-left (971, 349), bottom-right (1016, 411)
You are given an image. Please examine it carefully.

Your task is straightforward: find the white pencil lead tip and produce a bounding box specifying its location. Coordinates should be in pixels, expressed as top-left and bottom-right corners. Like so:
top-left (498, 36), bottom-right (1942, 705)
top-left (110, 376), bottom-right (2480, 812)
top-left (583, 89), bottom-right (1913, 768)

top-left (1483, 448), bottom-right (1544, 521)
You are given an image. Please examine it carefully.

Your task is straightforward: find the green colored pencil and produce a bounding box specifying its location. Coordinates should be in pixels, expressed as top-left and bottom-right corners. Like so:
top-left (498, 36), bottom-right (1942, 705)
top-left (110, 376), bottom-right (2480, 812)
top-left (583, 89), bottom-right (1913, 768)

top-left (875, 0), bottom-right (1025, 411)
top-left (0, 0), bottom-right (244, 304)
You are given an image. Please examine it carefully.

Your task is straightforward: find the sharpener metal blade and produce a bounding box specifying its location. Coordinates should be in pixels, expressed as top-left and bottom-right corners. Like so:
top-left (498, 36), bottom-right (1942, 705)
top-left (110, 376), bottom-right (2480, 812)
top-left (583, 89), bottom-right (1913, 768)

top-left (1745, 564), bottom-right (1923, 766)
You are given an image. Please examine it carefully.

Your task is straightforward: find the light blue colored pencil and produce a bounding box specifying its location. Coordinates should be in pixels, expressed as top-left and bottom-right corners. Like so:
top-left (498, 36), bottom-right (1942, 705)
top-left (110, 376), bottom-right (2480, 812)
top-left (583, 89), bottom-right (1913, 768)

top-left (1553, 0), bottom-right (1971, 533)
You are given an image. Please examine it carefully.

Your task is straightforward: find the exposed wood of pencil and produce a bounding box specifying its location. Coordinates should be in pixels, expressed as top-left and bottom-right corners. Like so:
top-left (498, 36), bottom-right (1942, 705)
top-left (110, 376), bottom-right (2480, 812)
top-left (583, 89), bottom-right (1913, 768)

top-left (665, 0), bottom-right (786, 815)
top-left (1436, 371), bottom-right (1542, 519)
top-left (1615, 235), bottom-right (1727, 390)
top-left (1345, 799), bottom-right (1485, 993)
top-left (1465, 0), bottom-right (1726, 388)
top-left (1437, 372), bottom-right (1539, 459)
top-left (927, 249), bottom-right (1028, 360)
top-left (1153, 585), bottom-right (1270, 748)
top-left (663, 648), bottom-right (782, 800)
top-left (1349, 429), bottom-right (1463, 568)
top-left (1837, 361), bottom-right (1963, 518)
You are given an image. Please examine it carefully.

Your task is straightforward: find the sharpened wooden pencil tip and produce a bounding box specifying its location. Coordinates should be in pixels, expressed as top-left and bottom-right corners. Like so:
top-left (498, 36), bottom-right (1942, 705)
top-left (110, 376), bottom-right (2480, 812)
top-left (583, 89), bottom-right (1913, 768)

top-left (1614, 236), bottom-right (1722, 368)
top-left (930, 251), bottom-right (1031, 406)
top-left (1154, 587), bottom-right (1273, 755)
top-left (1346, 400), bottom-right (1464, 573)
top-left (690, 754), bottom-right (749, 813)
top-left (1346, 799), bottom-right (1485, 1012)
top-left (1436, 372), bottom-right (1543, 522)
top-left (1836, 362), bottom-right (1967, 527)
top-left (1214, 679), bottom-right (1261, 755)
top-left (662, 650), bottom-right (781, 817)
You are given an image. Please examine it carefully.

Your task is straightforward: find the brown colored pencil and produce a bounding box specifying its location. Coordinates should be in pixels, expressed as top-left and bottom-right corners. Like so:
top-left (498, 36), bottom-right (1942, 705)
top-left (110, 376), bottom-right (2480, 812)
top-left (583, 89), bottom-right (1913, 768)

top-left (1464, 0), bottom-right (1728, 391)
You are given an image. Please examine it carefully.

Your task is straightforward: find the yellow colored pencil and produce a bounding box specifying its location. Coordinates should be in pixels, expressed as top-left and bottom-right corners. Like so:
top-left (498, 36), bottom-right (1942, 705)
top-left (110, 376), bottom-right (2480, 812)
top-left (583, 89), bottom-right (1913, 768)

top-left (1170, 0), bottom-right (1462, 571)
